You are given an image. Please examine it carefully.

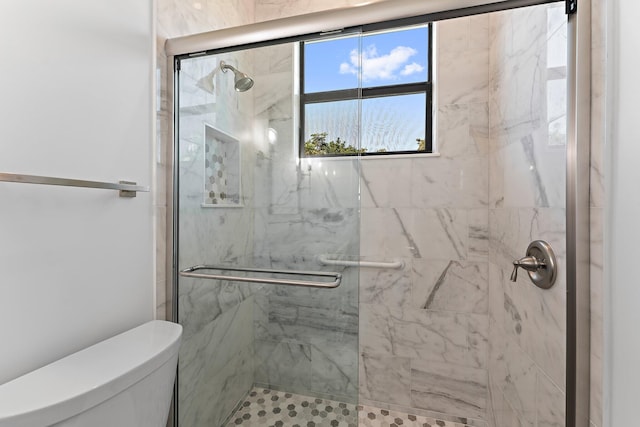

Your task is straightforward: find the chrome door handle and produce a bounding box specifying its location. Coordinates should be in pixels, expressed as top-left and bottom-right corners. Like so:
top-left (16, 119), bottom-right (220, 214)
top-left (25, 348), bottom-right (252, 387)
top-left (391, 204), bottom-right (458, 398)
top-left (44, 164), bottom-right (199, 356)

top-left (510, 240), bottom-right (557, 289)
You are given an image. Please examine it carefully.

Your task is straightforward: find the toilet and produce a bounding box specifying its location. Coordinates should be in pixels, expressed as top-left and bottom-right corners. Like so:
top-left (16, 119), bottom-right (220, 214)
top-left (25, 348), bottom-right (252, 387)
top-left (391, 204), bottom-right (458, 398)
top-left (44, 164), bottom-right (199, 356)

top-left (0, 320), bottom-right (182, 427)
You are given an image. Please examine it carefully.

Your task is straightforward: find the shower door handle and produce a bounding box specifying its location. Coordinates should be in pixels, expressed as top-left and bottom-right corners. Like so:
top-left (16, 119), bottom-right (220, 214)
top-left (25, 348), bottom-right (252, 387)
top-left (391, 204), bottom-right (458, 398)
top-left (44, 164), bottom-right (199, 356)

top-left (510, 240), bottom-right (557, 289)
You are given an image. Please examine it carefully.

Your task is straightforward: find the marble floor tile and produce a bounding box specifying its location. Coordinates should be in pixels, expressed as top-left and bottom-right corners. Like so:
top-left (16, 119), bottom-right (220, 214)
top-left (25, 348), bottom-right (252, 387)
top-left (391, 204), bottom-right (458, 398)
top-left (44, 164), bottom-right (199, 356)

top-left (358, 404), bottom-right (470, 427)
top-left (225, 387), bottom-right (470, 427)
top-left (226, 387), bottom-right (357, 426)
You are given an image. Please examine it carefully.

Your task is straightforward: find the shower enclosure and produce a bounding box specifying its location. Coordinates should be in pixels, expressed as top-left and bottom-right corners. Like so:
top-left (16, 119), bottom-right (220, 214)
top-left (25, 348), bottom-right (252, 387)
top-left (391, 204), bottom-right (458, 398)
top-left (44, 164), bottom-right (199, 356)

top-left (170, 1), bottom-right (591, 426)
top-left (175, 40), bottom-right (361, 426)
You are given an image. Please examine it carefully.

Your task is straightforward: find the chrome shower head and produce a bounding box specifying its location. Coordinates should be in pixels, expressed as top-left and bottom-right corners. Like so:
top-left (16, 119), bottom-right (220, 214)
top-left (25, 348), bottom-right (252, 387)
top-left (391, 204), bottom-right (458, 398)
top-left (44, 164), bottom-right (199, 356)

top-left (220, 61), bottom-right (254, 92)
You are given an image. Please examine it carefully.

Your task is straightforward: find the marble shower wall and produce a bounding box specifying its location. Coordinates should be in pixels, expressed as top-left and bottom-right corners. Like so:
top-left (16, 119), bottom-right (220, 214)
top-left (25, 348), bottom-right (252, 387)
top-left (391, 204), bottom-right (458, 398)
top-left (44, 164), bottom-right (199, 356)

top-left (358, 16), bottom-right (491, 426)
top-left (249, 41), bottom-right (361, 402)
top-left (158, 2), bottom-right (262, 424)
top-left (176, 49), bottom-right (262, 426)
top-left (487, 4), bottom-right (568, 427)
top-left (156, 0), bottom-right (256, 319)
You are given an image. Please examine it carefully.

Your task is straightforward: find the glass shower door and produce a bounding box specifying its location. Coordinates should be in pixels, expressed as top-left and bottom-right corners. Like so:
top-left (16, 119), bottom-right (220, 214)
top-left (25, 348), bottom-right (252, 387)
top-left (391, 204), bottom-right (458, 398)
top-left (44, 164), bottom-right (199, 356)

top-left (175, 39), bottom-right (361, 427)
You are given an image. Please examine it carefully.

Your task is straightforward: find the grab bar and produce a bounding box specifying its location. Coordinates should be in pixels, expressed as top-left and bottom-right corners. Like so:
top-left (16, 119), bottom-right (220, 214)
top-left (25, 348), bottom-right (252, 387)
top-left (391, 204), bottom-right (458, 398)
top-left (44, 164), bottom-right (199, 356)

top-left (318, 254), bottom-right (404, 269)
top-left (179, 265), bottom-right (342, 288)
top-left (0, 173), bottom-right (149, 198)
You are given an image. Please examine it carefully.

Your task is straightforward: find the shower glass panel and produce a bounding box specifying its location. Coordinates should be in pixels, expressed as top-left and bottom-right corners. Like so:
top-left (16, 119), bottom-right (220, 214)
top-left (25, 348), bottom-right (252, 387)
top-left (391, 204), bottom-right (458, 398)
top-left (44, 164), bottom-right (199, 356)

top-left (176, 39), bottom-right (361, 427)
top-left (173, 3), bottom-right (570, 426)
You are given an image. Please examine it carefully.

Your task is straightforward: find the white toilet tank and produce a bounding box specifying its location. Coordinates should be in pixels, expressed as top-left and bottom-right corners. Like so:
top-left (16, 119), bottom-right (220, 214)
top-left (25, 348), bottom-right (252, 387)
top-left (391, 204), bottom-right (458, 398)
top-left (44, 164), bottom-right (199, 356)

top-left (0, 320), bottom-right (182, 427)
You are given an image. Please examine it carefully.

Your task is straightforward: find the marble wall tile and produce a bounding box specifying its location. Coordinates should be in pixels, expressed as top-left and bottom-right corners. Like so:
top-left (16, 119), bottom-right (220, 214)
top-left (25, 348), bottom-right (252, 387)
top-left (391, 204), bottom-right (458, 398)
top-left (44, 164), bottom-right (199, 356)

top-left (360, 303), bottom-right (489, 369)
top-left (435, 103), bottom-right (490, 158)
top-left (410, 156), bottom-right (489, 208)
top-left (486, 8), bottom-right (574, 426)
top-left (410, 208), bottom-right (469, 261)
top-left (411, 359), bottom-right (488, 421)
top-left (310, 341), bottom-right (358, 399)
top-left (253, 43), bottom-right (293, 76)
top-left (469, 15), bottom-right (490, 50)
top-left (499, 136), bottom-right (566, 209)
top-left (355, 208), bottom-right (472, 261)
top-left (436, 104), bottom-right (471, 157)
top-left (438, 16), bottom-right (471, 53)
top-left (411, 260), bottom-right (489, 314)
top-left (179, 294), bottom-right (254, 372)
top-left (253, 72), bottom-right (293, 119)
top-left (179, 298), bottom-right (254, 427)
top-left (489, 329), bottom-right (536, 427)
top-left (502, 267), bottom-right (566, 389)
top-left (252, 263), bottom-right (359, 401)
top-left (260, 158), bottom-right (361, 211)
top-left (254, 207), bottom-right (360, 259)
top-left (178, 206), bottom-right (255, 266)
top-left (488, 375), bottom-right (526, 427)
top-left (489, 208), bottom-right (566, 265)
top-left (489, 207), bottom-right (566, 388)
top-left (487, 263), bottom-right (505, 329)
top-left (265, 293), bottom-right (358, 341)
top-left (353, 14), bottom-right (492, 422)
top-left (360, 158), bottom-right (413, 208)
top-left (536, 371), bottom-right (565, 427)
top-left (360, 260), bottom-right (412, 307)
top-left (360, 208), bottom-right (420, 259)
top-left (183, 344), bottom-right (254, 427)
top-left (468, 208), bottom-right (490, 262)
top-left (438, 50), bottom-right (490, 106)
top-left (254, 339), bottom-right (312, 390)
top-left (298, 158), bottom-right (361, 209)
top-left (359, 353), bottom-right (412, 406)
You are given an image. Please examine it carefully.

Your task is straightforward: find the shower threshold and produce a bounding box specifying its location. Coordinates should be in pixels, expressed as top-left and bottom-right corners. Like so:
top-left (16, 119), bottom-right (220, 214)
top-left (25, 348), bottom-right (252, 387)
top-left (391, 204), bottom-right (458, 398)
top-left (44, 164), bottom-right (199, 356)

top-left (226, 387), bottom-right (471, 427)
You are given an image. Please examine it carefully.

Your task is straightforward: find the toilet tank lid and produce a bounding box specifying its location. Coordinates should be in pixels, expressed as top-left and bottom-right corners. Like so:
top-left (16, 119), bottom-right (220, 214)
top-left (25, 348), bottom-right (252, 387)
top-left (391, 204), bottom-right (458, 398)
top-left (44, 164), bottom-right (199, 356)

top-left (0, 320), bottom-right (182, 427)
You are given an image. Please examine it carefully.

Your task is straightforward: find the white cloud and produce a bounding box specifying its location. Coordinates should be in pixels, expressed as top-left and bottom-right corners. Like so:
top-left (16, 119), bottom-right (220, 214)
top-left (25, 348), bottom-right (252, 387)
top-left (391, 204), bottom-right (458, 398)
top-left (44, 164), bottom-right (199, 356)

top-left (339, 44), bottom-right (420, 82)
top-left (401, 62), bottom-right (425, 76)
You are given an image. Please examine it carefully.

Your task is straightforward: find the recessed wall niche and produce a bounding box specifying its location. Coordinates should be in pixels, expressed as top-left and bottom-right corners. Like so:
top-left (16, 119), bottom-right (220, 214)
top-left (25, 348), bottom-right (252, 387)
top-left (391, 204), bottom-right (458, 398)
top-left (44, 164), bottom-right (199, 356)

top-left (203, 124), bottom-right (241, 206)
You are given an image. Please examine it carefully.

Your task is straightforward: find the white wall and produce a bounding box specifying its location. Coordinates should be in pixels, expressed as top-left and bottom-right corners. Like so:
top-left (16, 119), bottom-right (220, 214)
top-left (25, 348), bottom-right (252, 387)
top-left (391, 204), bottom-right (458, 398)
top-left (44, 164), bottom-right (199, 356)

top-left (607, 0), bottom-right (640, 425)
top-left (0, 0), bottom-right (154, 384)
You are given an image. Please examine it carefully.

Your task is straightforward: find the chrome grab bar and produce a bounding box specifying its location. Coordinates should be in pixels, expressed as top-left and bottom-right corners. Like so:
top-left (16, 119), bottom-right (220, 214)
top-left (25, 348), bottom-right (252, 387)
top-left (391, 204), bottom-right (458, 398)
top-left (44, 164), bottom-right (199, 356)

top-left (0, 173), bottom-right (149, 198)
top-left (179, 265), bottom-right (342, 288)
top-left (318, 254), bottom-right (404, 270)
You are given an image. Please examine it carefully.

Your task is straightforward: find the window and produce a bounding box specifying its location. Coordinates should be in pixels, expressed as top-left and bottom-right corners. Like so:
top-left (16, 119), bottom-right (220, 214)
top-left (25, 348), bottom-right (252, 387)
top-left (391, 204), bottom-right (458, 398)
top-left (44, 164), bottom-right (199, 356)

top-left (300, 24), bottom-right (432, 157)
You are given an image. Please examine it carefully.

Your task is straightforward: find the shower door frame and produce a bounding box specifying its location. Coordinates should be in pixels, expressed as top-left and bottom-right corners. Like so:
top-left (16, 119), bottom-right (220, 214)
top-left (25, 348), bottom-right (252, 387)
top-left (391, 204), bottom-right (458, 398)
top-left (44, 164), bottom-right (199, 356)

top-left (166, 0), bottom-right (592, 426)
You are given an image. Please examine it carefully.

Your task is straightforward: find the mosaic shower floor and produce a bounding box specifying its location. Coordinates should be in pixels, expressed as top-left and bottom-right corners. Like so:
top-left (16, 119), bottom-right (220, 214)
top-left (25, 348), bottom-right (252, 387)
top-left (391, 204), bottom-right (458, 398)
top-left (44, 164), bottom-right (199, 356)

top-left (226, 387), bottom-right (470, 427)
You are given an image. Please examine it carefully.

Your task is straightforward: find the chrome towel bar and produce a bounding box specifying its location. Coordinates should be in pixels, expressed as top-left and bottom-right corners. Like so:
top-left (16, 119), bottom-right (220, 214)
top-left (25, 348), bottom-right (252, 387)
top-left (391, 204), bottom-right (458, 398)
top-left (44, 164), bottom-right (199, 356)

top-left (179, 265), bottom-right (342, 288)
top-left (0, 173), bottom-right (149, 197)
top-left (318, 254), bottom-right (404, 269)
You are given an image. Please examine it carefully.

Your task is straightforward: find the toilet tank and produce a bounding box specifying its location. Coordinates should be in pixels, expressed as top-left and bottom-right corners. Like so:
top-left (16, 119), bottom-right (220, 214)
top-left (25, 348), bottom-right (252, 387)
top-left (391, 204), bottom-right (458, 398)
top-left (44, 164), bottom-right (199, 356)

top-left (0, 320), bottom-right (182, 427)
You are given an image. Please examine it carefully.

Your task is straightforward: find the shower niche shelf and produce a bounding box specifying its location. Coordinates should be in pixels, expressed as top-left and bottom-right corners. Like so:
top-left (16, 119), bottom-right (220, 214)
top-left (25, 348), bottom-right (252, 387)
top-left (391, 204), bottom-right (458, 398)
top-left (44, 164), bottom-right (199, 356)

top-left (202, 124), bottom-right (242, 207)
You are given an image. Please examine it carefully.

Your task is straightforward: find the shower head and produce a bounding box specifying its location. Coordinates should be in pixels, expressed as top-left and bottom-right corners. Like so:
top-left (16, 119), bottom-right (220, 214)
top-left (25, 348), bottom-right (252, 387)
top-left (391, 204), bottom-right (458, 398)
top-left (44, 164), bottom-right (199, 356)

top-left (220, 61), bottom-right (254, 92)
top-left (196, 61), bottom-right (254, 94)
top-left (196, 69), bottom-right (217, 94)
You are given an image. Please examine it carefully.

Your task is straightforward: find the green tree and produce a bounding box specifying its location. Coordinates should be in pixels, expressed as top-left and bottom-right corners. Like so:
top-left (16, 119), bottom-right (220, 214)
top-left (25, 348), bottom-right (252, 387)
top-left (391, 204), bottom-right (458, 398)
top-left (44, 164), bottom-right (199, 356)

top-left (304, 132), bottom-right (366, 155)
top-left (416, 138), bottom-right (426, 151)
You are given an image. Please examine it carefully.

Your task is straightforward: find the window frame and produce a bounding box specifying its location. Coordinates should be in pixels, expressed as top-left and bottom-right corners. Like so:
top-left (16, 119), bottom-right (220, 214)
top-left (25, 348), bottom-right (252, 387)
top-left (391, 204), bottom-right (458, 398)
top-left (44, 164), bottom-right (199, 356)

top-left (299, 23), bottom-right (433, 158)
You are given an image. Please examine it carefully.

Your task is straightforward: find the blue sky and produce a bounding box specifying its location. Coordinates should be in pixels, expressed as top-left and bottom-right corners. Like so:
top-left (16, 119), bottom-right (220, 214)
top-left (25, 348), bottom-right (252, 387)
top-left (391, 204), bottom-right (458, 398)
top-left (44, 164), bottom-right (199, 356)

top-left (304, 26), bottom-right (429, 152)
top-left (305, 26), bottom-right (429, 92)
